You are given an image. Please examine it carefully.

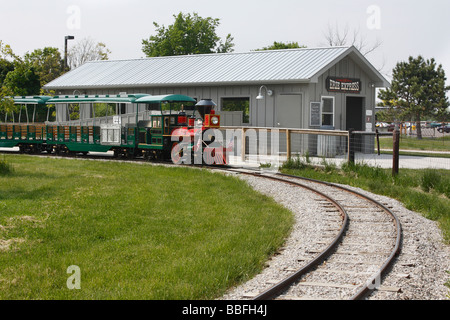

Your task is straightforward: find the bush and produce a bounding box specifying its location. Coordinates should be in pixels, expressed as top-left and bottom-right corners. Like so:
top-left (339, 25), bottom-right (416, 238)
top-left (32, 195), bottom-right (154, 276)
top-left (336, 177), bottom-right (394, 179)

top-left (281, 155), bottom-right (308, 170)
top-left (342, 162), bottom-right (390, 182)
top-left (421, 169), bottom-right (442, 193)
top-left (0, 157), bottom-right (13, 175)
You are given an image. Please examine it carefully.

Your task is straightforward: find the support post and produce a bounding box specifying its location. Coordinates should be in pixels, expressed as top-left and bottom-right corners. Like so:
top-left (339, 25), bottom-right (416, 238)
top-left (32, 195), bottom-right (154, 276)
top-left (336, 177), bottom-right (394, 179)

top-left (241, 128), bottom-right (246, 162)
top-left (348, 128), bottom-right (355, 164)
top-left (286, 129), bottom-right (291, 160)
top-left (392, 128), bottom-right (400, 176)
top-left (376, 129), bottom-right (380, 156)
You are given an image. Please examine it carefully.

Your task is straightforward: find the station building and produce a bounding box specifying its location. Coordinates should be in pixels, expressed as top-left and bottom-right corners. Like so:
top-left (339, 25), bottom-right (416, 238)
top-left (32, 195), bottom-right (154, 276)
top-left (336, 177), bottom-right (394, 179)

top-left (43, 46), bottom-right (389, 156)
top-left (44, 46), bottom-right (388, 131)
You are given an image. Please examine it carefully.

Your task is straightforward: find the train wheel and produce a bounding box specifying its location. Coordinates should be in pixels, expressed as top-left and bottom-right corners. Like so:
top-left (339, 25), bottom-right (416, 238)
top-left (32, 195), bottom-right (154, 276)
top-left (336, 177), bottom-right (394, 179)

top-left (143, 150), bottom-right (153, 161)
top-left (126, 149), bottom-right (135, 159)
top-left (149, 150), bottom-right (158, 161)
top-left (28, 145), bottom-right (36, 154)
top-left (171, 143), bottom-right (183, 164)
top-left (34, 145), bottom-right (42, 154)
top-left (171, 142), bottom-right (192, 164)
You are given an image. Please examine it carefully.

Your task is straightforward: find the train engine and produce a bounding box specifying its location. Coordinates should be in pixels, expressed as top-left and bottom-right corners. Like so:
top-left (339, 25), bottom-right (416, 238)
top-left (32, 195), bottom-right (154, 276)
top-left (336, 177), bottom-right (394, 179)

top-left (170, 99), bottom-right (230, 165)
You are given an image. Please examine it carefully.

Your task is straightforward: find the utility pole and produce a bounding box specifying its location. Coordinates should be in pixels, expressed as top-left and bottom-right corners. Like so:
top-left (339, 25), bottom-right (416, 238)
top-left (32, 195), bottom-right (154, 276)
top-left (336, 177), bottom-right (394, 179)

top-left (64, 35), bottom-right (75, 72)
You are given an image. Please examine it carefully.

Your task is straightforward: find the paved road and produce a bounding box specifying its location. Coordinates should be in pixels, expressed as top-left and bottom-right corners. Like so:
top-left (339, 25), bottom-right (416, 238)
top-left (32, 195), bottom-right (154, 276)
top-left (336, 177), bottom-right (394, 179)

top-left (1, 147), bottom-right (448, 170)
top-left (230, 152), bottom-right (450, 170)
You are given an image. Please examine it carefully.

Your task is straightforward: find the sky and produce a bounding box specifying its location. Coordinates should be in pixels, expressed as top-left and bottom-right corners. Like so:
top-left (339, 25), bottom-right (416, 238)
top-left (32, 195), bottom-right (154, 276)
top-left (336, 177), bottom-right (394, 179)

top-left (1, 0), bottom-right (450, 84)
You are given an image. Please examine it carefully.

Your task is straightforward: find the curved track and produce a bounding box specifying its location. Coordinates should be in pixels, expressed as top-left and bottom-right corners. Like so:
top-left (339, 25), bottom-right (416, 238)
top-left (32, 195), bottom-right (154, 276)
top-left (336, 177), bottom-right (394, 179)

top-left (223, 169), bottom-right (402, 300)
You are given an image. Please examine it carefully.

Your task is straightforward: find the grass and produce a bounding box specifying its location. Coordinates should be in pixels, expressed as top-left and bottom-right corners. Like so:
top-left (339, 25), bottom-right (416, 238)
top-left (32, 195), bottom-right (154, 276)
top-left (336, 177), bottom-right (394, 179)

top-left (378, 135), bottom-right (450, 153)
top-left (0, 155), bottom-right (293, 300)
top-left (280, 158), bottom-right (450, 244)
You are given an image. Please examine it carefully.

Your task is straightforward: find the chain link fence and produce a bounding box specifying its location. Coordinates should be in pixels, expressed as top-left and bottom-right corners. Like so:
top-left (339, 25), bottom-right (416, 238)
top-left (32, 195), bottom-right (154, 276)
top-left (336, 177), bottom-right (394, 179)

top-left (220, 126), bottom-right (450, 171)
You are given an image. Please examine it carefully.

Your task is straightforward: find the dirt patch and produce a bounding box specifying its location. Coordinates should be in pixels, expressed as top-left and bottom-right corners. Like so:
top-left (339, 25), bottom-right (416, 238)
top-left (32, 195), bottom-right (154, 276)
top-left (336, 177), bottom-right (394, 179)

top-left (0, 238), bottom-right (25, 252)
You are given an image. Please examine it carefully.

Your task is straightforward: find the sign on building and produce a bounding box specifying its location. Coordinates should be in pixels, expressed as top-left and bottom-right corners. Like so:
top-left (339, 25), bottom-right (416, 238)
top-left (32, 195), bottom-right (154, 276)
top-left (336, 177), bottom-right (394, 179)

top-left (326, 77), bottom-right (361, 94)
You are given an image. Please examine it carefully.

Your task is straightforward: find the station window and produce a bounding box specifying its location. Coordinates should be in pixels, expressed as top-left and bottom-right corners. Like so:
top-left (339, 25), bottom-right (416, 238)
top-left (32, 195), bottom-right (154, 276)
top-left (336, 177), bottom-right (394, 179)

top-left (120, 103), bottom-right (126, 114)
top-left (146, 103), bottom-right (160, 111)
top-left (221, 97), bottom-right (250, 123)
top-left (321, 97), bottom-right (335, 127)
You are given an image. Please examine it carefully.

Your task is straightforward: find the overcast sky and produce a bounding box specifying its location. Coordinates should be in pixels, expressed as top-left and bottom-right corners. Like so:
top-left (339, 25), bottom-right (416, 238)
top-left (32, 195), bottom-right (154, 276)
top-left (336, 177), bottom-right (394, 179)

top-left (1, 0), bottom-right (450, 84)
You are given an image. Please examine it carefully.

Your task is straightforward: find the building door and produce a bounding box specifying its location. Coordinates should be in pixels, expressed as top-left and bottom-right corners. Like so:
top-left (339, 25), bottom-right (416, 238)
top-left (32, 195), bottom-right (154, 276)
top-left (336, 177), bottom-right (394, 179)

top-left (346, 97), bottom-right (364, 151)
top-left (276, 94), bottom-right (302, 128)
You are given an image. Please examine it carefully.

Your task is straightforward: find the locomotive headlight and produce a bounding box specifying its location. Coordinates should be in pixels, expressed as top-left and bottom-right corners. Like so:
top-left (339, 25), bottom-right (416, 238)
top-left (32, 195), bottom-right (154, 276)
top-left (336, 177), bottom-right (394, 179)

top-left (211, 116), bottom-right (219, 125)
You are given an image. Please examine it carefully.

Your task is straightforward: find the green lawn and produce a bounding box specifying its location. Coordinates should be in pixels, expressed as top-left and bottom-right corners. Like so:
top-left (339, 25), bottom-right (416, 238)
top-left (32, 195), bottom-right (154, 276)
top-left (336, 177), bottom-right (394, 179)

top-left (0, 155), bottom-right (293, 300)
top-left (379, 135), bottom-right (450, 153)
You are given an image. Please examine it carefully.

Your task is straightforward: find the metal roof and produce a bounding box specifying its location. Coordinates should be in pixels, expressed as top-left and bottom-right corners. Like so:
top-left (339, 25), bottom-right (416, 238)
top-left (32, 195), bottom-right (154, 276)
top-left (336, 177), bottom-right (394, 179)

top-left (46, 93), bottom-right (148, 104)
top-left (12, 96), bottom-right (52, 105)
top-left (44, 46), bottom-right (389, 90)
top-left (135, 94), bottom-right (196, 104)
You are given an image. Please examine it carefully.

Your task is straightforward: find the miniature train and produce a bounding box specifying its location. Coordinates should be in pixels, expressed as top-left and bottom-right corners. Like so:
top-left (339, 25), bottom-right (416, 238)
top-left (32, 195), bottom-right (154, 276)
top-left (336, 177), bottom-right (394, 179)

top-left (0, 94), bottom-right (229, 165)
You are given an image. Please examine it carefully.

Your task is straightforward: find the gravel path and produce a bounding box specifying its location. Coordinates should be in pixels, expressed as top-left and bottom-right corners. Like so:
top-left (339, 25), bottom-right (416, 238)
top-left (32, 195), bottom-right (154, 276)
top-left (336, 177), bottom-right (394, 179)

top-left (221, 174), bottom-right (450, 300)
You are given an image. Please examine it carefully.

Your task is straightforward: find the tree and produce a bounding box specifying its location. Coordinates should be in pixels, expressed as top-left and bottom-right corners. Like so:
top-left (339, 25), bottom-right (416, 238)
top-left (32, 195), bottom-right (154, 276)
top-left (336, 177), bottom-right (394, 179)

top-left (254, 41), bottom-right (306, 51)
top-left (0, 86), bottom-right (16, 122)
top-left (67, 37), bottom-right (111, 70)
top-left (323, 23), bottom-right (382, 57)
top-left (2, 62), bottom-right (41, 96)
top-left (378, 56), bottom-right (450, 139)
top-left (0, 59), bottom-right (14, 87)
top-left (0, 40), bottom-right (18, 86)
top-left (0, 40), bottom-right (20, 61)
top-left (24, 47), bottom-right (63, 87)
top-left (1, 41), bottom-right (43, 121)
top-left (0, 41), bottom-right (19, 121)
top-left (142, 12), bottom-right (234, 57)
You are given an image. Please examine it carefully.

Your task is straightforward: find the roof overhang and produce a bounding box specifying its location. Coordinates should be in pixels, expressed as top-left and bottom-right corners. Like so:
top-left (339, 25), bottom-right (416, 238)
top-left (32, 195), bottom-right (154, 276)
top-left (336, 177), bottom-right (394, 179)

top-left (309, 46), bottom-right (390, 88)
top-left (46, 94), bottom-right (149, 104)
top-left (44, 79), bottom-right (312, 91)
top-left (135, 94), bottom-right (196, 104)
top-left (11, 96), bottom-right (52, 105)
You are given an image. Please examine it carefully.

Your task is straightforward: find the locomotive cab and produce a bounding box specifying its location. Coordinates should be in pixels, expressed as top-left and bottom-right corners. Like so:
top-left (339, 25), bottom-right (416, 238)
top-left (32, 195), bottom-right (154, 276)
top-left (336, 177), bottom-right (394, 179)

top-left (195, 99), bottom-right (220, 128)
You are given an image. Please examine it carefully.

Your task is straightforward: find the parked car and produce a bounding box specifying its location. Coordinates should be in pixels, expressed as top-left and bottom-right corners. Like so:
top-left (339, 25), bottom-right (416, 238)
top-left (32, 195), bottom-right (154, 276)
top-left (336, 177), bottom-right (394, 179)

top-left (403, 122), bottom-right (413, 128)
top-left (376, 122), bottom-right (394, 128)
top-left (429, 122), bottom-right (442, 128)
top-left (437, 125), bottom-right (450, 133)
top-left (386, 123), bottom-right (395, 132)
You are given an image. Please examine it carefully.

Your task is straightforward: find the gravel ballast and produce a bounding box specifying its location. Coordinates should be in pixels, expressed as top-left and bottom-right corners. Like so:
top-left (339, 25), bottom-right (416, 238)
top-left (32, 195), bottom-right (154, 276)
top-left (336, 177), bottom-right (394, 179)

top-left (221, 174), bottom-right (450, 300)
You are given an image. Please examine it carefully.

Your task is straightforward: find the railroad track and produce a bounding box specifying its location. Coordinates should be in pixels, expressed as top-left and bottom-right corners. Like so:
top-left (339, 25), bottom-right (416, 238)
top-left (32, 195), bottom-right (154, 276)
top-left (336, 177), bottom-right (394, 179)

top-left (221, 169), bottom-right (402, 300)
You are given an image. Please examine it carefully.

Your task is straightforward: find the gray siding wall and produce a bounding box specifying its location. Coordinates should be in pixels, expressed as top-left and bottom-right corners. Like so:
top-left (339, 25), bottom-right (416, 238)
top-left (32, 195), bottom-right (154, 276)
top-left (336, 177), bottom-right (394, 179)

top-left (308, 56), bottom-right (377, 131)
top-left (55, 56), bottom-right (377, 132)
top-left (60, 85), bottom-right (272, 127)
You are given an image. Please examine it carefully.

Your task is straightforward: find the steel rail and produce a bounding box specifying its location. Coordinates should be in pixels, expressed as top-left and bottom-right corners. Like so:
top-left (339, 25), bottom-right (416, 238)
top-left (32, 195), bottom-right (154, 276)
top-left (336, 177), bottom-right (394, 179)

top-left (224, 169), bottom-right (349, 300)
top-left (275, 172), bottom-right (402, 300)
